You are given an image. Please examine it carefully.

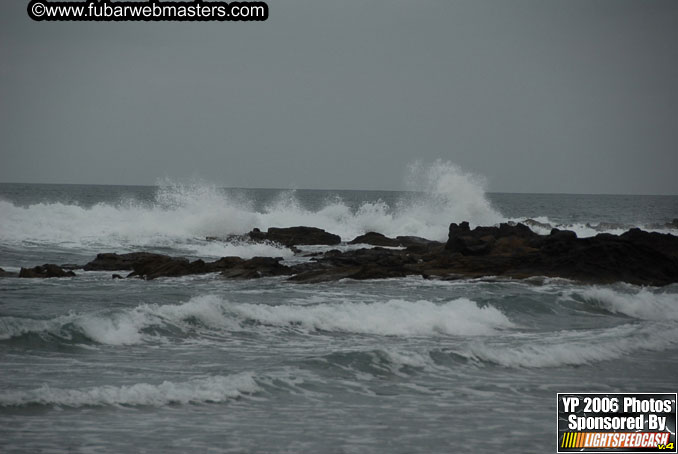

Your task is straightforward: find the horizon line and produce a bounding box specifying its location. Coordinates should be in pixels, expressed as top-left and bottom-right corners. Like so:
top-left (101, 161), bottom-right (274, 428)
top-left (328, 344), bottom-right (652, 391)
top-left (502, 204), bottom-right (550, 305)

top-left (0, 181), bottom-right (676, 198)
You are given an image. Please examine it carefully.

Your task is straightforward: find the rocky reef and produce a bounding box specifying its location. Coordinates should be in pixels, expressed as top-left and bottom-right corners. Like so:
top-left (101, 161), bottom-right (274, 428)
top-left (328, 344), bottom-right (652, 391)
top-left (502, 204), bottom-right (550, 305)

top-left (4, 223), bottom-right (678, 286)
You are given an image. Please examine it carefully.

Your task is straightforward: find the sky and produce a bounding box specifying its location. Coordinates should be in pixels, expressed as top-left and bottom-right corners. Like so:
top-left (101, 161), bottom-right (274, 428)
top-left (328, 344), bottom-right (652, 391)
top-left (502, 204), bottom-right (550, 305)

top-left (1, 1), bottom-right (677, 194)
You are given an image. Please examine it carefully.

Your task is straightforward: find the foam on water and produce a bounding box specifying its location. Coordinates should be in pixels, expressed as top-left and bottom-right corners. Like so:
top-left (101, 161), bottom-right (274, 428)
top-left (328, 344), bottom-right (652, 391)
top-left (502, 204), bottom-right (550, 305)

top-left (1, 162), bottom-right (675, 262)
top-left (509, 215), bottom-right (678, 238)
top-left (574, 286), bottom-right (678, 321)
top-left (0, 372), bottom-right (259, 407)
top-left (0, 295), bottom-right (514, 345)
top-left (227, 297), bottom-right (514, 336)
top-left (0, 296), bottom-right (241, 345)
top-left (0, 162), bottom-right (502, 254)
top-left (457, 323), bottom-right (678, 368)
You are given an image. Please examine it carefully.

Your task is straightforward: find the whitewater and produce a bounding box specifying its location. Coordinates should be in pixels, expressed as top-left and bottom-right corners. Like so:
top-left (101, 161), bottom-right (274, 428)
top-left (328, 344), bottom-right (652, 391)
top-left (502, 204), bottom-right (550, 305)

top-left (1, 162), bottom-right (677, 453)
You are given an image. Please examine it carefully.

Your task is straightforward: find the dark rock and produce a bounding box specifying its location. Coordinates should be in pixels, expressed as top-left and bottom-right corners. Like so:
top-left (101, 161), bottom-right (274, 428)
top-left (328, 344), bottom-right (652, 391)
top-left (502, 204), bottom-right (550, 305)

top-left (112, 274), bottom-right (124, 279)
top-left (349, 232), bottom-right (401, 247)
top-left (448, 221), bottom-right (471, 237)
top-left (85, 253), bottom-right (260, 280)
top-left (19, 264), bottom-right (76, 278)
top-left (302, 251), bottom-right (325, 258)
top-left (84, 252), bottom-right (173, 271)
top-left (396, 236), bottom-right (438, 247)
top-left (446, 222), bottom-right (539, 256)
top-left (499, 223), bottom-right (538, 240)
top-left (128, 257), bottom-right (207, 280)
top-left (20, 222), bottom-right (678, 286)
top-left (248, 226), bottom-right (341, 246)
top-left (220, 257), bottom-right (292, 279)
top-left (531, 236), bottom-right (678, 285)
top-left (549, 228), bottom-right (577, 240)
top-left (619, 228), bottom-right (678, 259)
top-left (291, 223), bottom-right (678, 285)
top-left (441, 222), bottom-right (678, 285)
top-left (211, 256), bottom-right (246, 268)
top-left (348, 232), bottom-right (441, 249)
top-left (290, 247), bottom-right (418, 283)
top-left (397, 236), bottom-right (443, 254)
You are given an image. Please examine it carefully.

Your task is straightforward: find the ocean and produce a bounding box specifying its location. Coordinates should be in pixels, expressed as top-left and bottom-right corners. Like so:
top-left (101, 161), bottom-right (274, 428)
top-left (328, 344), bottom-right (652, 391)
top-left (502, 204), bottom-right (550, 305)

top-left (1, 170), bottom-right (677, 453)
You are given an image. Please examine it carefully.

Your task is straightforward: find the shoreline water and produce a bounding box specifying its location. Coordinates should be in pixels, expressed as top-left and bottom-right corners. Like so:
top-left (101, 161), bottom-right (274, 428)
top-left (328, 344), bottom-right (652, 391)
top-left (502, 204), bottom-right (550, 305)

top-left (1, 182), bottom-right (677, 454)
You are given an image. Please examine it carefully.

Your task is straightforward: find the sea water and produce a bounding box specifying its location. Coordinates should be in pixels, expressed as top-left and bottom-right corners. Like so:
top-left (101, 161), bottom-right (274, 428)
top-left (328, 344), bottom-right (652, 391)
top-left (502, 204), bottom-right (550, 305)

top-left (1, 165), bottom-right (677, 453)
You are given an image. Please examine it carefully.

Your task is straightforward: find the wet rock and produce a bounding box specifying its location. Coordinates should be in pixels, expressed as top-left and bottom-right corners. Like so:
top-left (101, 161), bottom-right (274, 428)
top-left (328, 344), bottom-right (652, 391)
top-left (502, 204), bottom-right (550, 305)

top-left (84, 252), bottom-right (172, 271)
top-left (127, 257), bottom-right (205, 280)
top-left (16, 222), bottom-right (678, 286)
top-left (441, 222), bottom-right (678, 286)
top-left (619, 228), bottom-right (678, 259)
top-left (19, 264), bottom-right (76, 278)
top-left (549, 228), bottom-right (577, 239)
top-left (248, 226), bottom-right (341, 246)
top-left (445, 222), bottom-right (539, 256)
top-left (349, 232), bottom-right (401, 247)
top-left (220, 257), bottom-right (292, 279)
top-left (85, 253), bottom-right (254, 280)
top-left (396, 236), bottom-right (439, 247)
top-left (290, 247), bottom-right (418, 283)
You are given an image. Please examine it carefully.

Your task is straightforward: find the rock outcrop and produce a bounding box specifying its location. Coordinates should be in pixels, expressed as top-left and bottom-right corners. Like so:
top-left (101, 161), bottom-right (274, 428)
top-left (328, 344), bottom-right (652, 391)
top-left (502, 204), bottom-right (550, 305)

top-left (440, 222), bottom-right (678, 285)
top-left (82, 252), bottom-right (293, 280)
top-left (9, 223), bottom-right (678, 286)
top-left (19, 264), bottom-right (76, 278)
top-left (84, 252), bottom-right (172, 271)
top-left (248, 226), bottom-right (341, 246)
top-left (349, 232), bottom-right (401, 247)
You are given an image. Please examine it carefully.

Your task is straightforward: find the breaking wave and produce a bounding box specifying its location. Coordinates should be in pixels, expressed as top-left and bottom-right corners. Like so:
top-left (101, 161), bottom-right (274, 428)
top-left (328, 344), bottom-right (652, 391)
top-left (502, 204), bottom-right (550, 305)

top-left (228, 297), bottom-right (514, 336)
top-left (0, 373), bottom-right (259, 407)
top-left (0, 161), bottom-right (675, 263)
top-left (0, 161), bottom-right (502, 255)
top-left (454, 323), bottom-right (678, 368)
top-left (0, 295), bottom-right (241, 345)
top-left (573, 286), bottom-right (678, 321)
top-left (0, 295), bottom-right (514, 346)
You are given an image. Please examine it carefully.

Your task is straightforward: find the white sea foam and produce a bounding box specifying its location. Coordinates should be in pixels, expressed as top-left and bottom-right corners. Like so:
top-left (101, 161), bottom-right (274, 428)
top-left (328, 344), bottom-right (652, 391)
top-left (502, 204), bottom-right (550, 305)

top-left (0, 161), bottom-right (502, 254)
top-left (0, 373), bottom-right (259, 407)
top-left (0, 295), bottom-right (513, 344)
top-left (227, 297), bottom-right (514, 336)
top-left (575, 287), bottom-right (678, 321)
top-left (0, 295), bottom-right (240, 345)
top-left (379, 348), bottom-right (436, 370)
top-left (510, 215), bottom-right (677, 238)
top-left (458, 323), bottom-right (678, 368)
top-left (0, 316), bottom-right (60, 341)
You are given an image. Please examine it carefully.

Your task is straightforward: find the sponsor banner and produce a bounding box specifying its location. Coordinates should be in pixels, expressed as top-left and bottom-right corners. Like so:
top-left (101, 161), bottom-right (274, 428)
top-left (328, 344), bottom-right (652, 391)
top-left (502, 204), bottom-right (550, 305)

top-left (557, 393), bottom-right (677, 453)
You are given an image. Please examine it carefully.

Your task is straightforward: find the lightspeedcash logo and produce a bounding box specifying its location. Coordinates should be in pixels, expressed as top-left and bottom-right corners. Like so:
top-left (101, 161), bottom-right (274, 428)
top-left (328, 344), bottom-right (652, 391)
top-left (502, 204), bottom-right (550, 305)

top-left (557, 393), bottom-right (677, 453)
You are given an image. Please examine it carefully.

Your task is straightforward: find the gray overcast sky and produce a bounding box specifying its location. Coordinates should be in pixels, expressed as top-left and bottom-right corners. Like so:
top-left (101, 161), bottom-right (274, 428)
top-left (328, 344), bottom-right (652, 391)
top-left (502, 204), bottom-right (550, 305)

top-left (1, 1), bottom-right (677, 194)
